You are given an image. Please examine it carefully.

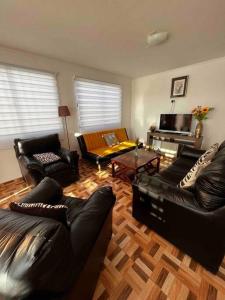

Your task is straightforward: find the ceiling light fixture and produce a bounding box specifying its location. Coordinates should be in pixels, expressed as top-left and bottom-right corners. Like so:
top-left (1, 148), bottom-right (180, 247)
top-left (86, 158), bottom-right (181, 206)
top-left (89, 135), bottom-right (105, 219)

top-left (146, 31), bottom-right (169, 47)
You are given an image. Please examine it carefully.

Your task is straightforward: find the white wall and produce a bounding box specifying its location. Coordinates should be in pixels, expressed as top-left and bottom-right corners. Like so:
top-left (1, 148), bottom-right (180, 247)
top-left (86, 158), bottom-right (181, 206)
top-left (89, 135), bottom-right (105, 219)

top-left (131, 57), bottom-right (225, 149)
top-left (0, 46), bottom-right (132, 183)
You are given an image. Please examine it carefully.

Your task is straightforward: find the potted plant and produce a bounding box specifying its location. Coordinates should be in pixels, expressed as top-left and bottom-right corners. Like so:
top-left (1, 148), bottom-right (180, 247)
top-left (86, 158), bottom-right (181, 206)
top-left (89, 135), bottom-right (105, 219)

top-left (192, 106), bottom-right (214, 138)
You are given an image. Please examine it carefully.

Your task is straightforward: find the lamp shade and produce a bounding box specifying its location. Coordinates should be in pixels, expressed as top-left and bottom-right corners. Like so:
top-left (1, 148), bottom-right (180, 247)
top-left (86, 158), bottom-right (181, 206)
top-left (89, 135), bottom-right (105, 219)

top-left (58, 106), bottom-right (70, 117)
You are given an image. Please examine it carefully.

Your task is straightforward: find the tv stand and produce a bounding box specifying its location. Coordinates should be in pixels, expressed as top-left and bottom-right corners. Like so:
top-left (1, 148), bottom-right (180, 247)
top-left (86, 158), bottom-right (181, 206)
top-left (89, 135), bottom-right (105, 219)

top-left (147, 131), bottom-right (203, 151)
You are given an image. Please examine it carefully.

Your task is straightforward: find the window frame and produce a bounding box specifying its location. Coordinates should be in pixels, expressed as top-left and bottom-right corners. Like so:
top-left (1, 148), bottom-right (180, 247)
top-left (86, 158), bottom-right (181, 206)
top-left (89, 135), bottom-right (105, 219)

top-left (0, 63), bottom-right (63, 149)
top-left (74, 77), bottom-right (122, 133)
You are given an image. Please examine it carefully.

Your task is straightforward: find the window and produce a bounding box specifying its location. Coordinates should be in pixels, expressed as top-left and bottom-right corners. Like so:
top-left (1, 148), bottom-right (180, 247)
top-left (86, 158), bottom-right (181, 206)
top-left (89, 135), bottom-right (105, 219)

top-left (0, 64), bottom-right (62, 148)
top-left (75, 78), bottom-right (121, 132)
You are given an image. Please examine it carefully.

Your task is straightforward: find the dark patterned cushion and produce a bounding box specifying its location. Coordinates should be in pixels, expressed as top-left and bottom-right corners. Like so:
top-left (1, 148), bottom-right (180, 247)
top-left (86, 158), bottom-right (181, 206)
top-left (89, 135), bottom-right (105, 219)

top-left (10, 202), bottom-right (69, 226)
top-left (33, 152), bottom-right (61, 165)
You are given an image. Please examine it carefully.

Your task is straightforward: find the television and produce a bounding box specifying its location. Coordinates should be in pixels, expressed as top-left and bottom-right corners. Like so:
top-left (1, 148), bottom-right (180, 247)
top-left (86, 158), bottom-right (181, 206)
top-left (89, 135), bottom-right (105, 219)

top-left (159, 114), bottom-right (192, 134)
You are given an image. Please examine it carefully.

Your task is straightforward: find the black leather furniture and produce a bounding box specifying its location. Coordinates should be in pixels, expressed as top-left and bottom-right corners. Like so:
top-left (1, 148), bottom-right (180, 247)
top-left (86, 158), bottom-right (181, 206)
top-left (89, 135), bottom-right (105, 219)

top-left (14, 134), bottom-right (79, 187)
top-left (132, 143), bottom-right (225, 273)
top-left (0, 177), bottom-right (116, 299)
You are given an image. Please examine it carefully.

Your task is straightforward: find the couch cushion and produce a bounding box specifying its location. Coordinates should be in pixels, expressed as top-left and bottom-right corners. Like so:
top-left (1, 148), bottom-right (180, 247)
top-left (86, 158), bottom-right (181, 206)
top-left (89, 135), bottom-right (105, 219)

top-left (159, 157), bottom-right (195, 186)
top-left (44, 161), bottom-right (69, 175)
top-left (83, 128), bottom-right (128, 151)
top-left (89, 140), bottom-right (136, 157)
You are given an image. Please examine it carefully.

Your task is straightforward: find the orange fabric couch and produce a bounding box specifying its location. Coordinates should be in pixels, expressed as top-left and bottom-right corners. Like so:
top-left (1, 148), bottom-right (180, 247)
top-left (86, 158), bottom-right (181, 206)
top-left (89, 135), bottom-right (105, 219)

top-left (77, 128), bottom-right (138, 163)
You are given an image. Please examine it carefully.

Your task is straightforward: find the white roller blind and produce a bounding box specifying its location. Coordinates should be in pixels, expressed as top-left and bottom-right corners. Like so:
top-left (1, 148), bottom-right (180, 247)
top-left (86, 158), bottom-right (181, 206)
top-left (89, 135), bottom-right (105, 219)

top-left (75, 78), bottom-right (122, 132)
top-left (0, 64), bottom-right (63, 148)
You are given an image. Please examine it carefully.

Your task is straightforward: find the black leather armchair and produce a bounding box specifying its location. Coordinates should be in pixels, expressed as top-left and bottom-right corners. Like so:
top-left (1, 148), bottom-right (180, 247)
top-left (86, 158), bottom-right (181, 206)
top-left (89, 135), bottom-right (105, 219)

top-left (14, 134), bottom-right (79, 187)
top-left (0, 177), bottom-right (116, 299)
top-left (132, 144), bottom-right (225, 273)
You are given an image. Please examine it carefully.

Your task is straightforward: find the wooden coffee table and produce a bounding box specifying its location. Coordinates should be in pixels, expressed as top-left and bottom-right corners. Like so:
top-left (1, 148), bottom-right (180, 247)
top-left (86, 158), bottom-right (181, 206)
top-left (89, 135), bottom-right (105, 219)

top-left (111, 149), bottom-right (160, 180)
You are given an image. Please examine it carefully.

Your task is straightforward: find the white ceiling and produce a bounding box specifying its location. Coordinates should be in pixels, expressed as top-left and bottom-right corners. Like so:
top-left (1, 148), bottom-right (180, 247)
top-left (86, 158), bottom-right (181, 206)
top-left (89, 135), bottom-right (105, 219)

top-left (0, 0), bottom-right (225, 77)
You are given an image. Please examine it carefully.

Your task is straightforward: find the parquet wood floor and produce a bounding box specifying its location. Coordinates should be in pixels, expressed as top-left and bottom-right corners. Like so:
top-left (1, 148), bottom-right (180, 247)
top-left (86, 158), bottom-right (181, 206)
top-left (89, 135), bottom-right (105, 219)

top-left (0, 159), bottom-right (225, 300)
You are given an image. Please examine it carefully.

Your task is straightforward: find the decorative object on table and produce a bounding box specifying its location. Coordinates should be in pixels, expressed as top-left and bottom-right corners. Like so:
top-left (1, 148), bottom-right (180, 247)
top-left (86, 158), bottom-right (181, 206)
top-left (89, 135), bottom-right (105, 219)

top-left (170, 76), bottom-right (188, 97)
top-left (135, 138), bottom-right (139, 157)
top-left (192, 106), bottom-right (214, 139)
top-left (58, 105), bottom-right (71, 149)
top-left (149, 124), bottom-right (156, 132)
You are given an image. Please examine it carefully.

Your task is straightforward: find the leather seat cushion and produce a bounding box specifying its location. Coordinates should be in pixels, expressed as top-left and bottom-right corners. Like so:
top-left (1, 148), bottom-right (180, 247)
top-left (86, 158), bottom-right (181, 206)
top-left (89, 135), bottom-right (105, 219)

top-left (44, 161), bottom-right (69, 175)
top-left (89, 140), bottom-right (136, 157)
top-left (159, 157), bottom-right (195, 185)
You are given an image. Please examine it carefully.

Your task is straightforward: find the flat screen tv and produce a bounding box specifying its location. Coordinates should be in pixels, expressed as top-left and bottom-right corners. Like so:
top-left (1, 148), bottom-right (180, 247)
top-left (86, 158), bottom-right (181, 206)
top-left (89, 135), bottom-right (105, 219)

top-left (159, 114), bottom-right (192, 134)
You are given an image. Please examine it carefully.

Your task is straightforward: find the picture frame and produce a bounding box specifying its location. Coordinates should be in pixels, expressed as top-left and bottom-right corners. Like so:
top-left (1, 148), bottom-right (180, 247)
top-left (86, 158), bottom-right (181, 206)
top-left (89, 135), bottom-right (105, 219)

top-left (170, 76), bottom-right (188, 98)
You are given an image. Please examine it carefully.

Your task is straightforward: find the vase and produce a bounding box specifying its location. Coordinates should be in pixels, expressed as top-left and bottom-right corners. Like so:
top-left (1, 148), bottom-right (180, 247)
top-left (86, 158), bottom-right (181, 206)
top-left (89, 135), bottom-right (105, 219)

top-left (195, 121), bottom-right (203, 139)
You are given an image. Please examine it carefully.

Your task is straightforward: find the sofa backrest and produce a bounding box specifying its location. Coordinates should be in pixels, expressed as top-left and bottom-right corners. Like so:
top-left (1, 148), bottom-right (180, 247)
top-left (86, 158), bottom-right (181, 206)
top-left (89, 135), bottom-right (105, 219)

top-left (195, 142), bottom-right (225, 211)
top-left (81, 128), bottom-right (128, 151)
top-left (15, 134), bottom-right (61, 156)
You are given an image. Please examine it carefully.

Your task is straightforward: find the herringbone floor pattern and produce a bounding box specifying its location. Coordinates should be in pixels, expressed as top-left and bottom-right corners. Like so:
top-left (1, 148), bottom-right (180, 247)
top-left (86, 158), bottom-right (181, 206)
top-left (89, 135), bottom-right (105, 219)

top-left (0, 159), bottom-right (225, 300)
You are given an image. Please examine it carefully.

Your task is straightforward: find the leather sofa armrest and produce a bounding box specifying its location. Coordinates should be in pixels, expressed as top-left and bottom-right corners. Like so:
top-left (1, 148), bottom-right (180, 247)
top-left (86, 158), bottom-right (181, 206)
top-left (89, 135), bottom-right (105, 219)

top-left (134, 174), bottom-right (199, 210)
top-left (69, 186), bottom-right (116, 271)
top-left (179, 145), bottom-right (205, 160)
top-left (59, 148), bottom-right (79, 168)
top-left (84, 186), bottom-right (116, 212)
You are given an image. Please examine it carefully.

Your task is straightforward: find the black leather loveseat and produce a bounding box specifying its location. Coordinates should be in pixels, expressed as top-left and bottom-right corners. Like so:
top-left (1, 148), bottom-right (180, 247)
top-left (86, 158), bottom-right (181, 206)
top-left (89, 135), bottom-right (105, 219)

top-left (132, 143), bottom-right (225, 273)
top-left (0, 177), bottom-right (116, 299)
top-left (14, 134), bottom-right (79, 187)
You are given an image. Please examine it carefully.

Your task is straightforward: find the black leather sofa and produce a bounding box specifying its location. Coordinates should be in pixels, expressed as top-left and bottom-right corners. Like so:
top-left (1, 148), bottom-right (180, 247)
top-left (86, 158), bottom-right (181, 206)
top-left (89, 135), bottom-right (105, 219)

top-left (14, 134), bottom-right (79, 187)
top-left (0, 177), bottom-right (116, 299)
top-left (132, 143), bottom-right (225, 273)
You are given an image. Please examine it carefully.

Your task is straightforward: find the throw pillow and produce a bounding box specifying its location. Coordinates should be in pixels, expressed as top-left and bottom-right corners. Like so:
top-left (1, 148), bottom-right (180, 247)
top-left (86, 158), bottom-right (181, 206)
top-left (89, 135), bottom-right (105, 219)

top-left (197, 143), bottom-right (219, 163)
top-left (10, 202), bottom-right (69, 226)
top-left (178, 143), bottom-right (219, 189)
top-left (33, 152), bottom-right (61, 165)
top-left (178, 160), bottom-right (211, 188)
top-left (103, 133), bottom-right (119, 147)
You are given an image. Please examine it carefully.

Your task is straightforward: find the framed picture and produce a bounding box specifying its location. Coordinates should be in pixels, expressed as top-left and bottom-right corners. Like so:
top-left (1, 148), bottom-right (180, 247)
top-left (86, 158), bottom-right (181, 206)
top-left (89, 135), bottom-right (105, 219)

top-left (170, 76), bottom-right (188, 97)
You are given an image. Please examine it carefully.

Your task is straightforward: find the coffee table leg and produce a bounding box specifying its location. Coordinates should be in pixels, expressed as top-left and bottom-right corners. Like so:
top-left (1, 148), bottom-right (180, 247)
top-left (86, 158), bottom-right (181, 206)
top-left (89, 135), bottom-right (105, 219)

top-left (112, 162), bottom-right (115, 177)
top-left (156, 157), bottom-right (160, 172)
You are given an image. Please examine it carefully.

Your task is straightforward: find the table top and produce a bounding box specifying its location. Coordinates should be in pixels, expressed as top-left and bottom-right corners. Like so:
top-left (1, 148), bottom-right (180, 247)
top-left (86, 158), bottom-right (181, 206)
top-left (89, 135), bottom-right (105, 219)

top-left (111, 149), bottom-right (159, 170)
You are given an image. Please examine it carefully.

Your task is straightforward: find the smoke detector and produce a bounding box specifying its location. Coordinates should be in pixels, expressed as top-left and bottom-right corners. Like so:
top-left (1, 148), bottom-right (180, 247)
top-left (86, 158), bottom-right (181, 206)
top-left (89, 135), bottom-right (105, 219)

top-left (146, 31), bottom-right (169, 46)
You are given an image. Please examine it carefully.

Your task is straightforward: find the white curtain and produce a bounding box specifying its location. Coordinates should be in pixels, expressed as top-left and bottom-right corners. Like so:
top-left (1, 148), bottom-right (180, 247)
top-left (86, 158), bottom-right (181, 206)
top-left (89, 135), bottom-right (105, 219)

top-left (75, 78), bottom-right (122, 133)
top-left (0, 64), bottom-right (63, 148)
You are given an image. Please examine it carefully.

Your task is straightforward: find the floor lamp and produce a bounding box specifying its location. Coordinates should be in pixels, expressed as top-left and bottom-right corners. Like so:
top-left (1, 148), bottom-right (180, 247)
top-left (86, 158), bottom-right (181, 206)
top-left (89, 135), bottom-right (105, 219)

top-left (58, 105), bottom-right (71, 149)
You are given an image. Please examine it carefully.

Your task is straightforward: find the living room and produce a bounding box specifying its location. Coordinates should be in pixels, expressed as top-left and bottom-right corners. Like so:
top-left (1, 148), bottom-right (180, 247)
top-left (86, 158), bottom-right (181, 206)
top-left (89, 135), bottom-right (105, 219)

top-left (0, 1), bottom-right (225, 299)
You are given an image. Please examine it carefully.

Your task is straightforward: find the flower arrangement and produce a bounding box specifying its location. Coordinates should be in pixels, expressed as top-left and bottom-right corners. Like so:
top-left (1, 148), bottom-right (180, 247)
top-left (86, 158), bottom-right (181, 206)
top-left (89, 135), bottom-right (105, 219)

top-left (192, 106), bottom-right (214, 121)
